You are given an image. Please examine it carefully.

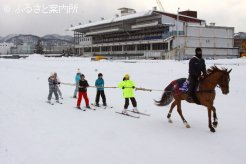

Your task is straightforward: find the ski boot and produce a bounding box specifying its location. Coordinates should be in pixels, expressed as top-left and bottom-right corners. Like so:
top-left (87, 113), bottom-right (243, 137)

top-left (122, 108), bottom-right (128, 115)
top-left (133, 107), bottom-right (139, 113)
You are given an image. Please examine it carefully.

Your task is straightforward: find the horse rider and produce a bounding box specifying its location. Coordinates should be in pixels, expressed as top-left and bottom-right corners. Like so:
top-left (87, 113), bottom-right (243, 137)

top-left (187, 47), bottom-right (207, 104)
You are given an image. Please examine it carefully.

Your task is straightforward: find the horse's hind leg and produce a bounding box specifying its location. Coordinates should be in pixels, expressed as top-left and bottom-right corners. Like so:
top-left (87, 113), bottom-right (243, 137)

top-left (207, 107), bottom-right (215, 132)
top-left (211, 106), bottom-right (218, 128)
top-left (167, 101), bottom-right (176, 123)
top-left (176, 100), bottom-right (190, 128)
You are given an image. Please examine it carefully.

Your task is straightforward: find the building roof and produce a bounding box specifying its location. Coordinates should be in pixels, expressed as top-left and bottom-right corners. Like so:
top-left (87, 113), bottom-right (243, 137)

top-left (69, 10), bottom-right (154, 31)
top-left (154, 11), bottom-right (204, 23)
top-left (69, 9), bottom-right (205, 32)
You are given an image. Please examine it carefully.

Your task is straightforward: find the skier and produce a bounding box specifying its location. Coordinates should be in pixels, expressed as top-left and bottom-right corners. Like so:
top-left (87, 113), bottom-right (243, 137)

top-left (77, 74), bottom-right (91, 109)
top-left (54, 72), bottom-right (63, 99)
top-left (94, 73), bottom-right (107, 107)
top-left (73, 69), bottom-right (81, 98)
top-left (118, 74), bottom-right (139, 114)
top-left (47, 72), bottom-right (59, 103)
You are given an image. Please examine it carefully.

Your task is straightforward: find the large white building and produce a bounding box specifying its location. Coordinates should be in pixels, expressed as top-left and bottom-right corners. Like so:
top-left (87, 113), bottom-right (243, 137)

top-left (69, 7), bottom-right (238, 59)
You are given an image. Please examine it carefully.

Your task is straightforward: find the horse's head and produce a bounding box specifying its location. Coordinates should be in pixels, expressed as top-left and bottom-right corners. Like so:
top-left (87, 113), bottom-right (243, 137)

top-left (217, 68), bottom-right (232, 95)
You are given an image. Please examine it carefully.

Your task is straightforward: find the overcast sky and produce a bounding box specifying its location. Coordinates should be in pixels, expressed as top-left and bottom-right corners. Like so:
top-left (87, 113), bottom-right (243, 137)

top-left (0, 0), bottom-right (245, 37)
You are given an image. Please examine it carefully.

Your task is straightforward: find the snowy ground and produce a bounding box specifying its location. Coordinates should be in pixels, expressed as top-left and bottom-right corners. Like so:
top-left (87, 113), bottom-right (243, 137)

top-left (0, 55), bottom-right (245, 164)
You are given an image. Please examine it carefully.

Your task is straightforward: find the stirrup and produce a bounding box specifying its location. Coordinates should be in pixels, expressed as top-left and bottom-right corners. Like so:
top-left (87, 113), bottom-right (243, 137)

top-left (187, 96), bottom-right (192, 102)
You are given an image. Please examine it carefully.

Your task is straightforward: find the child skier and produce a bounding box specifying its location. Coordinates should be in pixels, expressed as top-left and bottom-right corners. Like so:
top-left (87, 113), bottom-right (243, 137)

top-left (77, 74), bottom-right (91, 110)
top-left (47, 72), bottom-right (59, 103)
top-left (54, 72), bottom-right (63, 99)
top-left (95, 73), bottom-right (107, 107)
top-left (118, 74), bottom-right (139, 114)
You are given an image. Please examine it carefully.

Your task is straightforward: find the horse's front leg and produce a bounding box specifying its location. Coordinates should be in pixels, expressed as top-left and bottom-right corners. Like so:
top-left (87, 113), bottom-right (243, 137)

top-left (167, 101), bottom-right (176, 123)
top-left (176, 100), bottom-right (190, 128)
top-left (207, 108), bottom-right (215, 132)
top-left (211, 106), bottom-right (218, 128)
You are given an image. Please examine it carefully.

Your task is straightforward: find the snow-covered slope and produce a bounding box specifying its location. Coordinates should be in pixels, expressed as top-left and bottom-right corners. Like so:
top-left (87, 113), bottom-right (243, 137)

top-left (0, 56), bottom-right (245, 164)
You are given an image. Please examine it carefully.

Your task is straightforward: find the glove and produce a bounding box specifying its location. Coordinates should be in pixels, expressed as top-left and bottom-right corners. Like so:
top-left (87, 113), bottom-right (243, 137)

top-left (122, 87), bottom-right (125, 89)
top-left (132, 86), bottom-right (135, 89)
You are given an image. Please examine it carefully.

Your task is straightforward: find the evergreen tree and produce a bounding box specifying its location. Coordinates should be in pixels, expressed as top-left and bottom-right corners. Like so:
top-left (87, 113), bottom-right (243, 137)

top-left (34, 40), bottom-right (43, 54)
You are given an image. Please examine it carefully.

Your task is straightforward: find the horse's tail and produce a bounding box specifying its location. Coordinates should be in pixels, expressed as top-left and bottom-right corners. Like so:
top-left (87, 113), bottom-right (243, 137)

top-left (155, 82), bottom-right (174, 106)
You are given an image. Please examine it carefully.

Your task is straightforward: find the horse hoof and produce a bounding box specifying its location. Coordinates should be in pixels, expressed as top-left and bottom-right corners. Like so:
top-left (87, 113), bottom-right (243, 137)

top-left (184, 122), bottom-right (190, 128)
top-left (210, 128), bottom-right (216, 133)
top-left (168, 119), bottom-right (173, 123)
top-left (213, 122), bottom-right (218, 128)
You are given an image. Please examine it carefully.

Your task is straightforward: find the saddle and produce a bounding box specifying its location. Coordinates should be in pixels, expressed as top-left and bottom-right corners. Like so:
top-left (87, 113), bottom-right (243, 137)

top-left (171, 78), bottom-right (201, 105)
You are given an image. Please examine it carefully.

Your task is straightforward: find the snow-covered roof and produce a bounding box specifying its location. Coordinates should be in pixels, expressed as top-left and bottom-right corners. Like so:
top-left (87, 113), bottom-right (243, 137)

top-left (69, 9), bottom-right (206, 32)
top-left (69, 10), bottom-right (154, 31)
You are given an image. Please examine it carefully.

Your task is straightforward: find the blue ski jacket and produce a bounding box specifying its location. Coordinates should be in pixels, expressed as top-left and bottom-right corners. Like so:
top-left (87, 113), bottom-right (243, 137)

top-left (95, 78), bottom-right (104, 91)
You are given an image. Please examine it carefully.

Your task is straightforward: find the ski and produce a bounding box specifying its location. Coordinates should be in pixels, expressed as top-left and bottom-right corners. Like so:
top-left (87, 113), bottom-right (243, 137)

top-left (115, 111), bottom-right (140, 118)
top-left (104, 105), bottom-right (113, 109)
top-left (46, 101), bottom-right (54, 105)
top-left (52, 97), bottom-right (63, 100)
top-left (74, 107), bottom-right (86, 111)
top-left (86, 107), bottom-right (96, 110)
top-left (91, 103), bottom-right (113, 109)
top-left (56, 101), bottom-right (62, 104)
top-left (127, 110), bottom-right (150, 116)
top-left (50, 99), bottom-right (62, 104)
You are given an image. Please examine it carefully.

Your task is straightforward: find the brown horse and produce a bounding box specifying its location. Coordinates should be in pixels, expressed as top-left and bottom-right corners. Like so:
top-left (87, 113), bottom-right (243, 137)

top-left (155, 66), bottom-right (232, 132)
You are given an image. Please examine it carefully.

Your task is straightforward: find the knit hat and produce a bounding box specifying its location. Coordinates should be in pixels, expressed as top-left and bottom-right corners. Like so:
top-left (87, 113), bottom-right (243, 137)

top-left (195, 47), bottom-right (202, 59)
top-left (124, 74), bottom-right (130, 79)
top-left (98, 73), bottom-right (103, 77)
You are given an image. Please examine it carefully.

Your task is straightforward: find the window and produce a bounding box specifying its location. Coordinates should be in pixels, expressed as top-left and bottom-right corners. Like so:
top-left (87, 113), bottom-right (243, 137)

top-left (137, 44), bottom-right (150, 50)
top-left (124, 45), bottom-right (135, 51)
top-left (92, 47), bottom-right (100, 52)
top-left (84, 47), bottom-right (91, 52)
top-left (152, 43), bottom-right (168, 50)
top-left (101, 46), bottom-right (110, 52)
top-left (112, 46), bottom-right (122, 51)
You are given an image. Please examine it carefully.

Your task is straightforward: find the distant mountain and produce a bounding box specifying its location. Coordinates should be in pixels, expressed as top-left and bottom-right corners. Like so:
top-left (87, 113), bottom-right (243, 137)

top-left (0, 34), bottom-right (20, 42)
top-left (42, 34), bottom-right (73, 42)
top-left (0, 34), bottom-right (74, 45)
top-left (5, 34), bottom-right (40, 45)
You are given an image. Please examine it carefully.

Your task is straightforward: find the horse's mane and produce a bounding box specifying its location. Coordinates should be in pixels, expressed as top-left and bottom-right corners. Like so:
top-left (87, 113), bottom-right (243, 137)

top-left (203, 66), bottom-right (228, 79)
